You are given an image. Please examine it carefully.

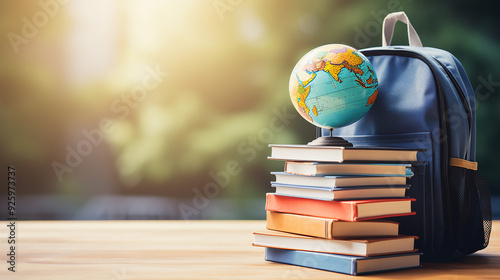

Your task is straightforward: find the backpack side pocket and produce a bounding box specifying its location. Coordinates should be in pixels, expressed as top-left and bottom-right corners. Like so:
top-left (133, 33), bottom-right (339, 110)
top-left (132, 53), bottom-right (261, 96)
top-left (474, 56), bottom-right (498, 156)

top-left (448, 158), bottom-right (492, 256)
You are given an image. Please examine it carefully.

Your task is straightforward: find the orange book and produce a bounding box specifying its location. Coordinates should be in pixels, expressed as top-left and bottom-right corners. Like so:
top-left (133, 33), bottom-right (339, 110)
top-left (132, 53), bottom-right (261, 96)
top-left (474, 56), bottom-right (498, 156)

top-left (265, 193), bottom-right (415, 222)
top-left (266, 211), bottom-right (399, 239)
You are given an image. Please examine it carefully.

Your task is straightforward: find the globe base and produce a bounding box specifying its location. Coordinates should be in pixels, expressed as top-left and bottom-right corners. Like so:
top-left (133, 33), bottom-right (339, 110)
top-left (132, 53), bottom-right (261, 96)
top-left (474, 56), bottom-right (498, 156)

top-left (307, 136), bottom-right (353, 147)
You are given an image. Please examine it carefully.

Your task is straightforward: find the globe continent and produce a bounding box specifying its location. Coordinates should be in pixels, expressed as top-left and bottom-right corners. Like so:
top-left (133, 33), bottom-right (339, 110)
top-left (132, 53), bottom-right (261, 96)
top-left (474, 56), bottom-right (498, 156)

top-left (289, 44), bottom-right (379, 129)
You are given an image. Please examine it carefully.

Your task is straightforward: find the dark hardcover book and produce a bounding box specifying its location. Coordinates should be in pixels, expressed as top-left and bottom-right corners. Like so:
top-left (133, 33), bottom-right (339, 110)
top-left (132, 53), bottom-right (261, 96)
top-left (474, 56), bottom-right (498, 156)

top-left (265, 247), bottom-right (422, 275)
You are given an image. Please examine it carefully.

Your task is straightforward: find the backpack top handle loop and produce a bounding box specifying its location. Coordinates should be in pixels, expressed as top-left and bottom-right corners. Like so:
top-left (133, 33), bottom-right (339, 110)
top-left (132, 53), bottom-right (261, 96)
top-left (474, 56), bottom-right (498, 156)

top-left (382, 11), bottom-right (423, 47)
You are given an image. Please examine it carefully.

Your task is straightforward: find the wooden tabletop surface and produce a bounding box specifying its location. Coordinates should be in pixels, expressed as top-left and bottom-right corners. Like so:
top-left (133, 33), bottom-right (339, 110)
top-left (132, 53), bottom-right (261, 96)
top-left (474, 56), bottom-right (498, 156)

top-left (0, 220), bottom-right (498, 279)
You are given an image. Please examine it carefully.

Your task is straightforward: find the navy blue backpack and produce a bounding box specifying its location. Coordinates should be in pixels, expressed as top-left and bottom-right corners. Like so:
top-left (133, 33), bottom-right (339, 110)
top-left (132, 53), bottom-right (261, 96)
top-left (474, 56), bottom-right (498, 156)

top-left (322, 12), bottom-right (492, 261)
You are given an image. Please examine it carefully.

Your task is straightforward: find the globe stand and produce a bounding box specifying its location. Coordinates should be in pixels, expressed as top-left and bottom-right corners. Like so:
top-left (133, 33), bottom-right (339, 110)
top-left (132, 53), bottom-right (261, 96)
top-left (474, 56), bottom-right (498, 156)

top-left (307, 128), bottom-right (353, 147)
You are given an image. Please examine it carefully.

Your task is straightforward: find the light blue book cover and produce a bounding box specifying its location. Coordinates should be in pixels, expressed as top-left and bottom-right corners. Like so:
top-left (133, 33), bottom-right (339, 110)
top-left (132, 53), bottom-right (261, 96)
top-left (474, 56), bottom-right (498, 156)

top-left (265, 247), bottom-right (421, 275)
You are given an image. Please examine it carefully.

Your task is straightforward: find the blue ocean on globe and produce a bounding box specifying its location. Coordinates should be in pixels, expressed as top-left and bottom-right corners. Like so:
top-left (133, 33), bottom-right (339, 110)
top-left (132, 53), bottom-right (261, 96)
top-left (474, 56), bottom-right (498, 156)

top-left (289, 44), bottom-right (379, 129)
top-left (304, 67), bottom-right (373, 128)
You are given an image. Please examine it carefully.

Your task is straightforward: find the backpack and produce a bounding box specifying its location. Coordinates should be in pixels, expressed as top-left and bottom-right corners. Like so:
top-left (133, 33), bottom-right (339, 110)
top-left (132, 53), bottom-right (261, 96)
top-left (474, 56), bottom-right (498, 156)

top-left (321, 11), bottom-right (492, 261)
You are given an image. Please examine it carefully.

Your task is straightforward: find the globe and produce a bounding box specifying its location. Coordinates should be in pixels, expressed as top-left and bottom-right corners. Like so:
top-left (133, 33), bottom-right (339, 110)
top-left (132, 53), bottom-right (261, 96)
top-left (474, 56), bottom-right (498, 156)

top-left (289, 44), bottom-right (379, 130)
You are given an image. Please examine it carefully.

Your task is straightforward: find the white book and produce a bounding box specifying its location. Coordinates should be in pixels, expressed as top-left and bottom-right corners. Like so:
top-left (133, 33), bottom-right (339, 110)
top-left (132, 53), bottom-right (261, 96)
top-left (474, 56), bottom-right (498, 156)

top-left (253, 230), bottom-right (416, 257)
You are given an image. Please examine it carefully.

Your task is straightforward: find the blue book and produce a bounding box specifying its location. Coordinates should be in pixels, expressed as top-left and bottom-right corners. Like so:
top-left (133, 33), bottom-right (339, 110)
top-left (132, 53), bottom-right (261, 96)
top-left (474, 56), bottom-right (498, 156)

top-left (265, 248), bottom-right (421, 275)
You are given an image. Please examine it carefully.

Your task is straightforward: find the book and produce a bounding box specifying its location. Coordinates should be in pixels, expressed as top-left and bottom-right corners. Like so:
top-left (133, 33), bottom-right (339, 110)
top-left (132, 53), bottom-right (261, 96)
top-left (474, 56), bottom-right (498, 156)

top-left (284, 162), bottom-right (413, 176)
top-left (253, 230), bottom-right (416, 256)
top-left (265, 193), bottom-right (415, 221)
top-left (266, 211), bottom-right (399, 238)
top-left (272, 172), bottom-right (408, 187)
top-left (264, 247), bottom-right (421, 275)
top-left (269, 144), bottom-right (418, 163)
top-left (271, 183), bottom-right (408, 200)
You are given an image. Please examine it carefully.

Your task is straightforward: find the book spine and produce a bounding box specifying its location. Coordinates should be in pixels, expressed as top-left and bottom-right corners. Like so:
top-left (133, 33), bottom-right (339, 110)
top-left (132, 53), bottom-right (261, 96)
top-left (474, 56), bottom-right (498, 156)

top-left (351, 258), bottom-right (357, 276)
top-left (351, 203), bottom-right (358, 221)
top-left (265, 193), bottom-right (354, 221)
top-left (326, 219), bottom-right (333, 239)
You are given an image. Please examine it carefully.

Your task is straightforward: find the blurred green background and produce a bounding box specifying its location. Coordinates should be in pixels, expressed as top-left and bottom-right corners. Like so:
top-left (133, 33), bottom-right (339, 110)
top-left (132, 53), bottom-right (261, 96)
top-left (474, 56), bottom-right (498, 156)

top-left (1, 0), bottom-right (499, 219)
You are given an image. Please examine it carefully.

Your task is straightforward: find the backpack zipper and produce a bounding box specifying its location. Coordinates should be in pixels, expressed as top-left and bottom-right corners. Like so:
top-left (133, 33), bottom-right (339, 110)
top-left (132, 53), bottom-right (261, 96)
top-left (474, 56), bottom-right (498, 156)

top-left (433, 59), bottom-right (473, 158)
top-left (361, 48), bottom-right (453, 256)
top-left (360, 49), bottom-right (450, 165)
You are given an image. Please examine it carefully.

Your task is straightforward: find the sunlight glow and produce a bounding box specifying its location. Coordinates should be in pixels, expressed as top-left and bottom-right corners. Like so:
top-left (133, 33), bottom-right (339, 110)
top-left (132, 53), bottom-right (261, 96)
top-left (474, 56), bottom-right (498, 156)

top-left (66, 0), bottom-right (117, 86)
top-left (239, 8), bottom-right (264, 43)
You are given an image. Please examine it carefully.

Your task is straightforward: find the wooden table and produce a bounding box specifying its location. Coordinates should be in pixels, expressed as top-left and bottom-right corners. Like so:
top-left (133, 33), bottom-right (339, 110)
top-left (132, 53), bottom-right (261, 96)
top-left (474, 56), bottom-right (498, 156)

top-left (1, 220), bottom-right (498, 279)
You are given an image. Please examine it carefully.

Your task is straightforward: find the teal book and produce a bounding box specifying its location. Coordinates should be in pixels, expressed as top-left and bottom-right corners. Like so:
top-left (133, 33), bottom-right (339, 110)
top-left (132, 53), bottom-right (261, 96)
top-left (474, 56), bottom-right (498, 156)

top-left (265, 248), bottom-right (421, 275)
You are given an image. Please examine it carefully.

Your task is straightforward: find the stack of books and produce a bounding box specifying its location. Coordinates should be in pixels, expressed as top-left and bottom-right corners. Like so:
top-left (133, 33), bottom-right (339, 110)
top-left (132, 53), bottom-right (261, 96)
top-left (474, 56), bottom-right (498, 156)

top-left (253, 144), bottom-right (422, 275)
